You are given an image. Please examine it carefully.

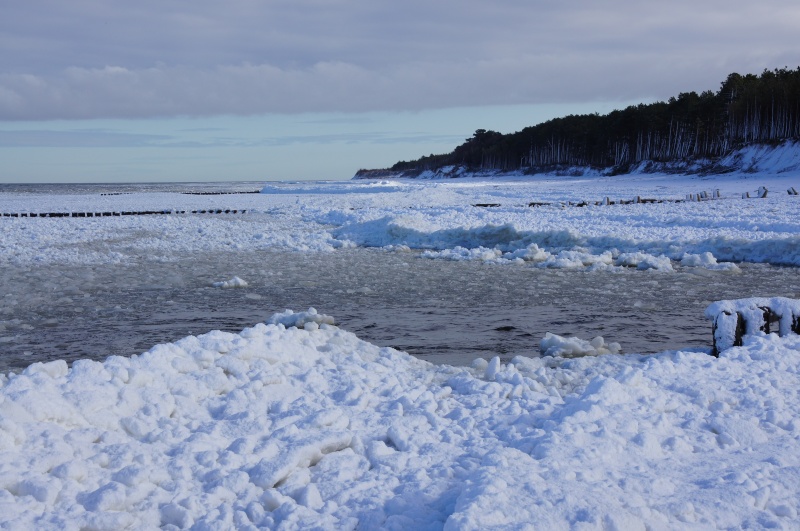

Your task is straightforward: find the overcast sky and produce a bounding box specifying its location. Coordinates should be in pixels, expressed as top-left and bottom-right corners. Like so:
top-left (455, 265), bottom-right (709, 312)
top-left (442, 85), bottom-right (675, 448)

top-left (2, 0), bottom-right (799, 182)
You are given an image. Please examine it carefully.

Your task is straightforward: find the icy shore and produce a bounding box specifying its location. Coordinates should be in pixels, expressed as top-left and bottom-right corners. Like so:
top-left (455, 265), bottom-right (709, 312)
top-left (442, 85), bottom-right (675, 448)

top-left (1, 172), bottom-right (800, 268)
top-left (1, 308), bottom-right (799, 529)
top-left (1, 172), bottom-right (800, 528)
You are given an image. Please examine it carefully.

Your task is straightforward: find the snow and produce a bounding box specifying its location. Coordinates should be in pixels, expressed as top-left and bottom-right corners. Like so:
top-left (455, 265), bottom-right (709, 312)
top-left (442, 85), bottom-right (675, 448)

top-left (539, 332), bottom-right (622, 357)
top-left (2, 164), bottom-right (800, 528)
top-left (2, 169), bottom-right (800, 269)
top-left (615, 252), bottom-right (674, 272)
top-left (705, 296), bottom-right (800, 353)
top-left (1, 309), bottom-right (800, 529)
top-left (717, 140), bottom-right (800, 175)
top-left (680, 251), bottom-right (741, 272)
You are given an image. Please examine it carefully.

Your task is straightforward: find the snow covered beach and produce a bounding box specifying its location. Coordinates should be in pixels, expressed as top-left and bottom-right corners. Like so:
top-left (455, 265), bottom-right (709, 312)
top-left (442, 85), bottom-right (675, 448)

top-left (2, 310), bottom-right (800, 529)
top-left (1, 171), bottom-right (800, 528)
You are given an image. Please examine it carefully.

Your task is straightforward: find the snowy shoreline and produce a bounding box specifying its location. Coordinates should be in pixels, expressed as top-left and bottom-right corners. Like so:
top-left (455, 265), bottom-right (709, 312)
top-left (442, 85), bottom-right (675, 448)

top-left (1, 308), bottom-right (799, 528)
top-left (2, 173), bottom-right (800, 528)
top-left (2, 173), bottom-right (800, 268)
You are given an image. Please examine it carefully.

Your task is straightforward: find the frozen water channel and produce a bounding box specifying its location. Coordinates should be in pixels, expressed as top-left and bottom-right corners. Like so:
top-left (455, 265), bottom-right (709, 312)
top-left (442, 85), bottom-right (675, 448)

top-left (2, 247), bottom-right (799, 373)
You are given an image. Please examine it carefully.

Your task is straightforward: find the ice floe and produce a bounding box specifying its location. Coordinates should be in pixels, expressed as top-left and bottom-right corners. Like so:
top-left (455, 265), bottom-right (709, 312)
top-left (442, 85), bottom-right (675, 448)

top-left (212, 276), bottom-right (249, 288)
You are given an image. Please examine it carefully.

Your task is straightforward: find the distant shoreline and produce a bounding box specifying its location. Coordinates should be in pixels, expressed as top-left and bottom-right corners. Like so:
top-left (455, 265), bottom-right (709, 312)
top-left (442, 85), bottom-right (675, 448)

top-left (354, 140), bottom-right (800, 180)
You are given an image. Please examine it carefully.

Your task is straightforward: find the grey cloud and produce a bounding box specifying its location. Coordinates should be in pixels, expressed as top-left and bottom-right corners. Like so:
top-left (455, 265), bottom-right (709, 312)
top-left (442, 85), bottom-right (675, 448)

top-left (2, 0), bottom-right (799, 120)
top-left (0, 127), bottom-right (461, 149)
top-left (0, 129), bottom-right (170, 147)
top-left (255, 132), bottom-right (467, 148)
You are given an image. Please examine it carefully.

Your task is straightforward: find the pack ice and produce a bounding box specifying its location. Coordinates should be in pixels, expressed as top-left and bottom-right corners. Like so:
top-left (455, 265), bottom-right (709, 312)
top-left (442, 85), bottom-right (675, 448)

top-left (1, 308), bottom-right (799, 529)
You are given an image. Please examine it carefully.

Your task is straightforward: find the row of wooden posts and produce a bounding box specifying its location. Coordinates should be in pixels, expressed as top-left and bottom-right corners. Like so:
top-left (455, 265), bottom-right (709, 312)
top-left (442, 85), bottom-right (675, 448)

top-left (708, 298), bottom-right (800, 356)
top-left (1, 209), bottom-right (247, 218)
top-left (472, 186), bottom-right (798, 208)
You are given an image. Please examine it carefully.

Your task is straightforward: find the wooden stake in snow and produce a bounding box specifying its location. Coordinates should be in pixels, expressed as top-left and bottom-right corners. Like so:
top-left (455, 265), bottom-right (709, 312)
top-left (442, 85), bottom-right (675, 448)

top-left (706, 298), bottom-right (800, 356)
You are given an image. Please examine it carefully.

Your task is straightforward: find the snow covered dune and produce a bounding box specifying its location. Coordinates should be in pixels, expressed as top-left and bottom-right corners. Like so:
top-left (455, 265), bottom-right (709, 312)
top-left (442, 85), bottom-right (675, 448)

top-left (1, 309), bottom-right (799, 529)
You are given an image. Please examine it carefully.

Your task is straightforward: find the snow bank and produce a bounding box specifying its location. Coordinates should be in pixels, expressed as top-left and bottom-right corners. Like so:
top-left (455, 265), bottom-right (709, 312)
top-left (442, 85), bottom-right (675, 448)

top-left (681, 252), bottom-right (741, 272)
top-left (2, 173), bottom-right (800, 267)
top-left (2, 309), bottom-right (800, 528)
top-left (331, 193), bottom-right (800, 267)
top-left (417, 245), bottom-right (746, 273)
top-left (717, 140), bottom-right (800, 174)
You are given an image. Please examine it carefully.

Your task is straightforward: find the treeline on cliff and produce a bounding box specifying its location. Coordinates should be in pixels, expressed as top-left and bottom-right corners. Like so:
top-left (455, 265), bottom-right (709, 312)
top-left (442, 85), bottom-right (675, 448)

top-left (389, 68), bottom-right (800, 174)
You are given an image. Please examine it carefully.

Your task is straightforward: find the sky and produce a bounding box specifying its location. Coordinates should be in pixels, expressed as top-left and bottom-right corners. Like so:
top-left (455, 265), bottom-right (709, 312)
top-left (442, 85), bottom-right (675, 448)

top-left (1, 1), bottom-right (799, 183)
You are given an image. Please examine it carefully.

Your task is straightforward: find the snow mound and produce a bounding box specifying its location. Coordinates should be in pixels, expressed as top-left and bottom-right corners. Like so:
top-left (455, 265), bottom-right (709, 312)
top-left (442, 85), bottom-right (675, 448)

top-left (505, 243), bottom-right (551, 262)
top-left (212, 276), bottom-right (249, 288)
top-left (540, 332), bottom-right (622, 357)
top-left (2, 311), bottom-right (800, 528)
top-left (266, 307), bottom-right (336, 329)
top-left (615, 252), bottom-right (674, 271)
top-left (681, 252), bottom-right (741, 272)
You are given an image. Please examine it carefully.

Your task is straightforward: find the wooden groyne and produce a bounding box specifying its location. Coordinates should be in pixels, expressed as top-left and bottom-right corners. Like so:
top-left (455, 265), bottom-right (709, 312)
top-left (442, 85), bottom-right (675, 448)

top-left (706, 297), bottom-right (800, 356)
top-left (180, 191), bottom-right (261, 195)
top-left (1, 209), bottom-right (247, 218)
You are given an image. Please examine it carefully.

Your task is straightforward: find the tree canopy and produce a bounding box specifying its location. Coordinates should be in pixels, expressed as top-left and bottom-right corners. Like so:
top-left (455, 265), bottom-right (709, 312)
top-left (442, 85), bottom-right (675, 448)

top-left (388, 68), bottom-right (800, 174)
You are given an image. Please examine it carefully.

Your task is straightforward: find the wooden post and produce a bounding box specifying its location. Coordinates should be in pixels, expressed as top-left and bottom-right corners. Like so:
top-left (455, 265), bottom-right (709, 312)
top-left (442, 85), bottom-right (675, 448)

top-left (758, 306), bottom-right (780, 334)
top-left (711, 310), bottom-right (746, 357)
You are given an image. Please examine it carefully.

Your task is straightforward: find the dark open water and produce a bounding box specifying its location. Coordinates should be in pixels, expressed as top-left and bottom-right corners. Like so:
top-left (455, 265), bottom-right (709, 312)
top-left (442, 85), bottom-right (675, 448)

top-left (2, 247), bottom-right (798, 372)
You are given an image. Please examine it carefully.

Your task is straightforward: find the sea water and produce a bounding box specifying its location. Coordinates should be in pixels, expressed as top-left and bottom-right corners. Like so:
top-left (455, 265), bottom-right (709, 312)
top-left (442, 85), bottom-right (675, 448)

top-left (2, 246), bottom-right (799, 372)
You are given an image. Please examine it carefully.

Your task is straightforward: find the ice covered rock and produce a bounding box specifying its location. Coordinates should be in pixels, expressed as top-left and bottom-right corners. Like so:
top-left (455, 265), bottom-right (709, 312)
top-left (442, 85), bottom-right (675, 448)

top-left (681, 252), bottom-right (741, 272)
top-left (505, 243), bottom-right (551, 262)
top-left (615, 252), bottom-right (674, 271)
top-left (539, 332), bottom-right (622, 358)
top-left (539, 249), bottom-right (614, 269)
top-left (212, 276), bottom-right (249, 288)
top-left (421, 246), bottom-right (503, 262)
top-left (267, 307), bottom-right (335, 329)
